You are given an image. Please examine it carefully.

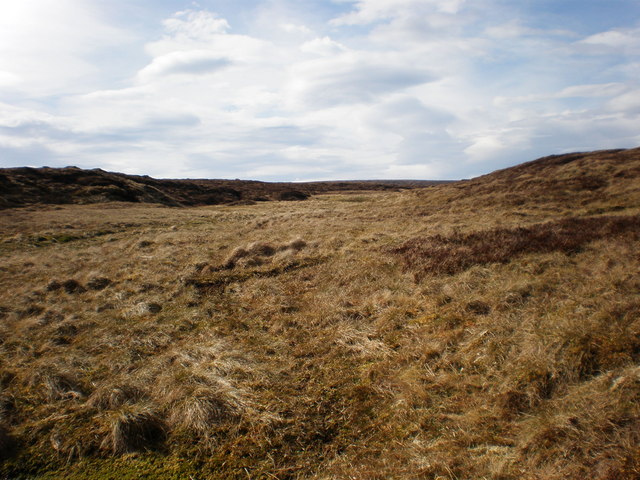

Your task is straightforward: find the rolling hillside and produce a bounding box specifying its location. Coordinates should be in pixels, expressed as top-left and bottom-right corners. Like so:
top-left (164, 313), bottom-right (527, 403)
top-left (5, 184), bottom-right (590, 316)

top-left (0, 147), bottom-right (639, 479)
top-left (0, 166), bottom-right (446, 209)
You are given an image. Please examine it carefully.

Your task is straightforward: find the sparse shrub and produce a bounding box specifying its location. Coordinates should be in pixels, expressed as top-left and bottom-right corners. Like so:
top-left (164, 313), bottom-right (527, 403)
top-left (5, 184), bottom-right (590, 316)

top-left (17, 304), bottom-right (44, 319)
top-left (278, 190), bottom-right (309, 201)
top-left (38, 310), bottom-right (64, 326)
top-left (247, 242), bottom-right (276, 257)
top-left (286, 238), bottom-right (307, 251)
top-left (46, 280), bottom-right (62, 291)
top-left (466, 300), bottom-right (491, 315)
top-left (62, 279), bottom-right (86, 294)
top-left (133, 302), bottom-right (162, 315)
top-left (55, 322), bottom-right (77, 337)
top-left (87, 276), bottom-right (111, 290)
top-left (0, 424), bottom-right (16, 459)
top-left (223, 246), bottom-right (249, 269)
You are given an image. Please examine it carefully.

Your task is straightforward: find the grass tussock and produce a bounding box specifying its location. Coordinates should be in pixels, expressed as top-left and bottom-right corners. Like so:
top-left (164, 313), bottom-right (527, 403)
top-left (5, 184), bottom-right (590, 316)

top-left (87, 383), bottom-right (146, 410)
top-left (393, 214), bottom-right (640, 278)
top-left (102, 405), bottom-right (166, 455)
top-left (222, 237), bottom-right (308, 269)
top-left (29, 366), bottom-right (86, 402)
top-left (0, 424), bottom-right (16, 459)
top-left (167, 385), bottom-right (242, 434)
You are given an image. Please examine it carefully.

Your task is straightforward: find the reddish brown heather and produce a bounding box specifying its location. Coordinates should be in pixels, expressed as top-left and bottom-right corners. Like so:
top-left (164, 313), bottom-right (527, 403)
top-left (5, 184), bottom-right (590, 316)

top-left (393, 215), bottom-right (640, 278)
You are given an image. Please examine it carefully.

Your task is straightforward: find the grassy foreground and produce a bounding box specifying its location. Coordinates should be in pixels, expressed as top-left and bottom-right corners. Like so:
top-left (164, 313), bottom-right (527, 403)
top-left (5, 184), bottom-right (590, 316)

top-left (1, 148), bottom-right (639, 479)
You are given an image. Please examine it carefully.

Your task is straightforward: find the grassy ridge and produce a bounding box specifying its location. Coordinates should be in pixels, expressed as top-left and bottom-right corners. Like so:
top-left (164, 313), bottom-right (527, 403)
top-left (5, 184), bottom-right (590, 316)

top-left (0, 166), bottom-right (447, 209)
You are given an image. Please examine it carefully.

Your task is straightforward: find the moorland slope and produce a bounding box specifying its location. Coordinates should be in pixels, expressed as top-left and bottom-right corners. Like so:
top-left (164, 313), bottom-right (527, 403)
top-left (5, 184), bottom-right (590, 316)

top-left (0, 166), bottom-right (445, 209)
top-left (0, 147), bottom-right (639, 479)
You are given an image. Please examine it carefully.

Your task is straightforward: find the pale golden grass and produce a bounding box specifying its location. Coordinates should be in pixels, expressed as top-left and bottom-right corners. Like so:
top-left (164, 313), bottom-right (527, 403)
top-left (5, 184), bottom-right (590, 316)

top-left (0, 153), bottom-right (639, 479)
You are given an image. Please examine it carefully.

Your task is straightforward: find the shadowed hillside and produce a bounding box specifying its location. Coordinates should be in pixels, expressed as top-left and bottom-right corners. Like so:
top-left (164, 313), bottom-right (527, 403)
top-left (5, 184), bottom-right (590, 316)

top-left (408, 147), bottom-right (640, 215)
top-left (0, 147), bottom-right (639, 479)
top-left (0, 166), bottom-right (448, 209)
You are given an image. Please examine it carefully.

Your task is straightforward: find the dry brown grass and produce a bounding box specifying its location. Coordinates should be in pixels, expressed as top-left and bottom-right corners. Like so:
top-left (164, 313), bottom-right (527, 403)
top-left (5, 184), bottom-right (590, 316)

top-left (0, 148), bottom-right (639, 479)
top-left (102, 404), bottom-right (166, 455)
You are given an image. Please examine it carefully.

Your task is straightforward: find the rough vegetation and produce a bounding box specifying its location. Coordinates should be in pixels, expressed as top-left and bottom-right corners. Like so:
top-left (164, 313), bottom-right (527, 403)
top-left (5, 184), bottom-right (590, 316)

top-left (393, 214), bottom-right (640, 278)
top-left (0, 166), bottom-right (445, 209)
top-left (0, 147), bottom-right (639, 479)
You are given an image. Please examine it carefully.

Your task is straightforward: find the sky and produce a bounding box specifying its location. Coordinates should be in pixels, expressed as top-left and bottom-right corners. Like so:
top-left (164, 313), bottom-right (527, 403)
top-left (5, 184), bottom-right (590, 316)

top-left (0, 0), bottom-right (639, 181)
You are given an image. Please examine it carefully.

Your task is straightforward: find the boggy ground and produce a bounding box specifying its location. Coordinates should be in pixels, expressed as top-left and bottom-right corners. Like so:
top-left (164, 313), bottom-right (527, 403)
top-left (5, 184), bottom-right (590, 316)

top-left (1, 148), bottom-right (640, 479)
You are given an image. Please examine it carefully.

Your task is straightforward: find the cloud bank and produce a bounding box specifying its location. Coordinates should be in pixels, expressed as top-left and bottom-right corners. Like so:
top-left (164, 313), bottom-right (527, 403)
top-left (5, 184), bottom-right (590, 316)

top-left (1, 0), bottom-right (639, 180)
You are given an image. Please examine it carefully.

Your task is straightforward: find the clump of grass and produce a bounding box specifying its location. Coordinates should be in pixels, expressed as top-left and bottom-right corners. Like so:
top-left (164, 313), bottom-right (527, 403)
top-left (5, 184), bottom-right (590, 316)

top-left (61, 279), bottom-right (86, 294)
top-left (29, 367), bottom-right (85, 402)
top-left (285, 237), bottom-right (307, 251)
top-left (222, 238), bottom-right (308, 269)
top-left (167, 384), bottom-right (243, 434)
top-left (103, 405), bottom-right (166, 455)
top-left (131, 302), bottom-right (162, 315)
top-left (88, 383), bottom-right (146, 410)
top-left (247, 241), bottom-right (276, 257)
top-left (393, 215), bottom-right (640, 278)
top-left (0, 424), bottom-right (16, 459)
top-left (86, 276), bottom-right (111, 291)
top-left (222, 246), bottom-right (250, 269)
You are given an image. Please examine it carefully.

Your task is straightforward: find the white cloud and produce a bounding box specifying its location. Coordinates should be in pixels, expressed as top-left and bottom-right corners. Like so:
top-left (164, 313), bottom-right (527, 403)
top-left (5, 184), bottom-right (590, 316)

top-left (0, 0), bottom-right (133, 95)
top-left (464, 134), bottom-right (510, 163)
top-left (607, 90), bottom-right (640, 114)
top-left (580, 27), bottom-right (640, 53)
top-left (0, 1), bottom-right (639, 180)
top-left (136, 50), bottom-right (231, 82)
top-left (558, 83), bottom-right (628, 98)
top-left (162, 10), bottom-right (230, 39)
top-left (0, 102), bottom-right (60, 129)
top-left (288, 53), bottom-right (434, 107)
top-left (332, 0), bottom-right (466, 25)
top-left (281, 23), bottom-right (313, 35)
top-left (484, 20), bottom-right (575, 40)
top-left (300, 37), bottom-right (346, 56)
top-left (0, 70), bottom-right (21, 89)
top-left (495, 83), bottom-right (629, 106)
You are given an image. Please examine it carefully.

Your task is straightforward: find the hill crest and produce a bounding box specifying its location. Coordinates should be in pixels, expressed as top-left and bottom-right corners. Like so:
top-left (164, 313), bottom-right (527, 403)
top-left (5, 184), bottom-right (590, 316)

top-left (0, 166), bottom-right (447, 209)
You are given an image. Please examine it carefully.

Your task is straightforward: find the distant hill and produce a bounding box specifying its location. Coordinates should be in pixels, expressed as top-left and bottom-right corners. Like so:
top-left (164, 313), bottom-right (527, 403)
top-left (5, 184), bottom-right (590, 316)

top-left (409, 147), bottom-right (640, 215)
top-left (0, 166), bottom-right (449, 209)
